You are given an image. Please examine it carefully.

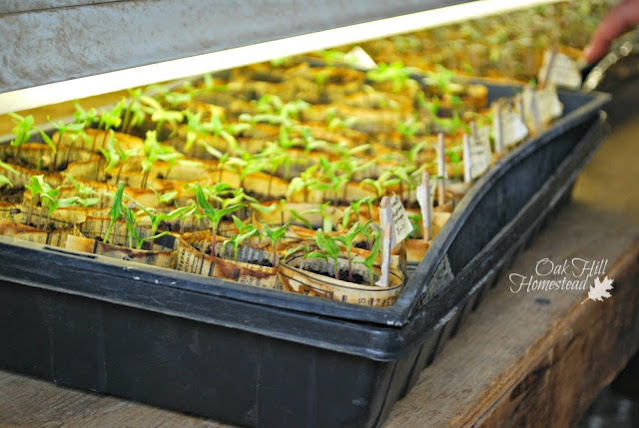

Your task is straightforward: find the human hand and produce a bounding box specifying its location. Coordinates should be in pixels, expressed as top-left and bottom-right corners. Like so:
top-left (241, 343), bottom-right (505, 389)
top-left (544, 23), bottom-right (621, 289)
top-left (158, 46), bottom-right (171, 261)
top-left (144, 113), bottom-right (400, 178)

top-left (584, 0), bottom-right (639, 63)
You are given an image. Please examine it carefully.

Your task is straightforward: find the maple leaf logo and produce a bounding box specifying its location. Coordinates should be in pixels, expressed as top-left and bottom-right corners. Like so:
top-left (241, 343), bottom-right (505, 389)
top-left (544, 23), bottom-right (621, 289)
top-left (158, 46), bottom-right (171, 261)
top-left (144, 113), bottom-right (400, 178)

top-left (581, 276), bottom-right (614, 304)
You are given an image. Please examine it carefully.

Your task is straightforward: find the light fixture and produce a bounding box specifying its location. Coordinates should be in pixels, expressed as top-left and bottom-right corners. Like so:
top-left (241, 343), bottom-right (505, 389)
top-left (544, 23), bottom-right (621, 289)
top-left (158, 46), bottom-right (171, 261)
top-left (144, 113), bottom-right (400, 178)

top-left (0, 0), bottom-right (560, 115)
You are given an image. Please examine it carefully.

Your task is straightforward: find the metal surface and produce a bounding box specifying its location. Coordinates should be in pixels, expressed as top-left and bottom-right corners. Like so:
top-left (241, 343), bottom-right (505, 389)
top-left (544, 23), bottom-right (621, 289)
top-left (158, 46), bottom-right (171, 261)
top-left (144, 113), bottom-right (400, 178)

top-left (0, 0), bottom-right (114, 14)
top-left (0, 0), bottom-right (561, 113)
top-left (0, 0), bottom-right (467, 93)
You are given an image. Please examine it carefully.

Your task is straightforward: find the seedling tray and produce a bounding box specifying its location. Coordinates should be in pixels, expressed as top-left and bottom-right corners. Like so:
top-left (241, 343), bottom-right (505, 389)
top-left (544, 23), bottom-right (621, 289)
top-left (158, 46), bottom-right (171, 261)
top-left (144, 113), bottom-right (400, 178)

top-left (0, 87), bottom-right (610, 427)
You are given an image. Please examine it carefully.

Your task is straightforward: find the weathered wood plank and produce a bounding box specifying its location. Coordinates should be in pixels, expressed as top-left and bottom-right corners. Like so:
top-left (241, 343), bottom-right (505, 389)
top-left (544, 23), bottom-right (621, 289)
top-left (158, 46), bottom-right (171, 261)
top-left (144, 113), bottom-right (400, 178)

top-left (384, 100), bottom-right (639, 427)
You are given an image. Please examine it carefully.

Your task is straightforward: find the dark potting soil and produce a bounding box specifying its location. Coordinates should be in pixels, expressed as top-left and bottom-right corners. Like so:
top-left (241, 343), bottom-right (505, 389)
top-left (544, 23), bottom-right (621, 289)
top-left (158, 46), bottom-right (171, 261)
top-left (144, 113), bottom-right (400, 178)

top-left (0, 186), bottom-right (25, 204)
top-left (303, 262), bottom-right (369, 284)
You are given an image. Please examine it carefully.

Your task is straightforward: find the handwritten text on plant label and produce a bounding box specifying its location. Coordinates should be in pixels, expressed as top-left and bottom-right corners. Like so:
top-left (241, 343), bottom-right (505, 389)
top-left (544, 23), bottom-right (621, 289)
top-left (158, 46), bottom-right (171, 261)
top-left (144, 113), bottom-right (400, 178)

top-left (469, 126), bottom-right (492, 179)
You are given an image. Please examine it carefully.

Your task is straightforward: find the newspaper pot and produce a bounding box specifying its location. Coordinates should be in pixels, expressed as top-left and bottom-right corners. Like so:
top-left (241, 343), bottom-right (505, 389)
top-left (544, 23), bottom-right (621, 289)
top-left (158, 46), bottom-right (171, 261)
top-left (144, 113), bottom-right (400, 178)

top-left (65, 233), bottom-right (181, 269)
top-left (0, 219), bottom-right (71, 247)
top-left (278, 253), bottom-right (405, 307)
top-left (176, 243), bottom-right (282, 290)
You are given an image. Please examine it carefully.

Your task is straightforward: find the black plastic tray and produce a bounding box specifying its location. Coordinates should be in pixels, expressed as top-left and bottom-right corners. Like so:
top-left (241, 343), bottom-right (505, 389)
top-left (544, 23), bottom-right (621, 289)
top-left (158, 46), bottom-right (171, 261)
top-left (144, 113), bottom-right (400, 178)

top-left (0, 87), bottom-right (610, 427)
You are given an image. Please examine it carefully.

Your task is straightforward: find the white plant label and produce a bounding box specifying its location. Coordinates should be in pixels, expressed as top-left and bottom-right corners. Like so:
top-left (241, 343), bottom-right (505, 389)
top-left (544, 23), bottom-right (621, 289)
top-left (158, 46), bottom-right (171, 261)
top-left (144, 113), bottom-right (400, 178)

top-left (463, 134), bottom-right (472, 183)
top-left (536, 86), bottom-right (564, 124)
top-left (493, 103), bottom-right (504, 153)
top-left (379, 197), bottom-right (395, 248)
top-left (376, 223), bottom-right (392, 287)
top-left (538, 50), bottom-right (582, 89)
top-left (416, 175), bottom-right (438, 208)
top-left (522, 86), bottom-right (540, 132)
top-left (469, 125), bottom-right (492, 179)
top-left (500, 106), bottom-right (529, 147)
top-left (389, 194), bottom-right (413, 246)
top-left (344, 46), bottom-right (378, 70)
top-left (416, 173), bottom-right (434, 240)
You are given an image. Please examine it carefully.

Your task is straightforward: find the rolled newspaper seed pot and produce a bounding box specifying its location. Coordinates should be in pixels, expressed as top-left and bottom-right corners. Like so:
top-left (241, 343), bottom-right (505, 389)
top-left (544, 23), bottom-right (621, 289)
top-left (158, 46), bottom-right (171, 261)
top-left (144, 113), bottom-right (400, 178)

top-left (278, 253), bottom-right (405, 307)
top-left (0, 161), bottom-right (63, 189)
top-left (65, 233), bottom-right (181, 268)
top-left (176, 244), bottom-right (282, 290)
top-left (405, 239), bottom-right (431, 265)
top-left (0, 219), bottom-right (71, 247)
top-left (11, 200), bottom-right (89, 227)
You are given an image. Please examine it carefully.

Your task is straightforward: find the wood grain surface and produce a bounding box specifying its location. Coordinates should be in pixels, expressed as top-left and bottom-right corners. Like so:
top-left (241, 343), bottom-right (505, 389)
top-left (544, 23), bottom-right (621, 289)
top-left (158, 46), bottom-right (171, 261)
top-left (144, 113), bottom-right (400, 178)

top-left (0, 89), bottom-right (638, 426)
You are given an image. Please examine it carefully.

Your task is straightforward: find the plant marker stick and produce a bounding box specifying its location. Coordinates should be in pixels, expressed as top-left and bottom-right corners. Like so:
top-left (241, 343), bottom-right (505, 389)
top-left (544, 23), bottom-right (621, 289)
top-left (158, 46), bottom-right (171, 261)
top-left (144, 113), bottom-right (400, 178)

top-left (539, 48), bottom-right (558, 90)
top-left (494, 103), bottom-right (504, 154)
top-left (378, 196), bottom-right (395, 248)
top-left (463, 133), bottom-right (472, 184)
top-left (516, 94), bottom-right (525, 124)
top-left (437, 133), bottom-right (446, 208)
top-left (375, 223), bottom-right (392, 287)
top-left (415, 171), bottom-right (432, 241)
top-left (526, 85), bottom-right (541, 133)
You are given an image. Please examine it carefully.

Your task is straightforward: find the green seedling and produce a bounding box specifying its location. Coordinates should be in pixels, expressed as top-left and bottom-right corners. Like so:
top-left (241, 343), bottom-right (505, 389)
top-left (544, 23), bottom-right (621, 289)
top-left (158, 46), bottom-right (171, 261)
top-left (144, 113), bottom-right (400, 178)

top-left (194, 183), bottom-right (244, 257)
top-left (298, 127), bottom-right (328, 154)
top-left (176, 201), bottom-right (197, 234)
top-left (318, 49), bottom-right (347, 65)
top-left (355, 226), bottom-right (381, 286)
top-left (226, 155), bottom-right (266, 189)
top-left (74, 102), bottom-right (99, 128)
top-left (366, 61), bottom-right (414, 93)
top-left (94, 99), bottom-right (125, 152)
top-left (99, 130), bottom-right (120, 181)
top-left (306, 228), bottom-right (341, 280)
top-left (24, 175), bottom-right (45, 227)
top-left (39, 185), bottom-right (79, 231)
top-left (289, 209), bottom-right (313, 229)
top-left (260, 219), bottom-right (293, 268)
top-left (281, 245), bottom-right (308, 265)
top-left (0, 159), bottom-right (18, 188)
top-left (47, 119), bottom-right (86, 172)
top-left (239, 192), bottom-right (276, 225)
top-left (184, 111), bottom-right (204, 154)
top-left (257, 143), bottom-right (288, 198)
top-left (315, 157), bottom-right (348, 205)
top-left (25, 175), bottom-right (77, 230)
top-left (140, 95), bottom-right (183, 138)
top-left (397, 117), bottom-right (420, 140)
top-left (408, 212), bottom-right (422, 239)
top-left (335, 221), bottom-right (370, 283)
top-left (424, 64), bottom-right (462, 94)
top-left (114, 137), bottom-right (139, 184)
top-left (222, 217), bottom-right (259, 262)
top-left (8, 112), bottom-right (34, 162)
top-left (341, 197), bottom-right (368, 229)
top-left (133, 200), bottom-right (196, 250)
top-left (122, 202), bottom-right (143, 249)
top-left (64, 174), bottom-right (100, 208)
top-left (361, 176), bottom-right (386, 199)
top-left (164, 91), bottom-right (193, 109)
top-left (120, 89), bottom-right (145, 134)
top-left (8, 113), bottom-right (55, 162)
top-left (103, 181), bottom-right (125, 244)
top-left (287, 164), bottom-right (319, 202)
top-left (141, 131), bottom-right (183, 188)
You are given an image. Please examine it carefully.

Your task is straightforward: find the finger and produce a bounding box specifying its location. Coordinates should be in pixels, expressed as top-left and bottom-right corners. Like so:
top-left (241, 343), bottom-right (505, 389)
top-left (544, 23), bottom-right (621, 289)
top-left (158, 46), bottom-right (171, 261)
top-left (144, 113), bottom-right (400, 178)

top-left (585, 0), bottom-right (639, 63)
